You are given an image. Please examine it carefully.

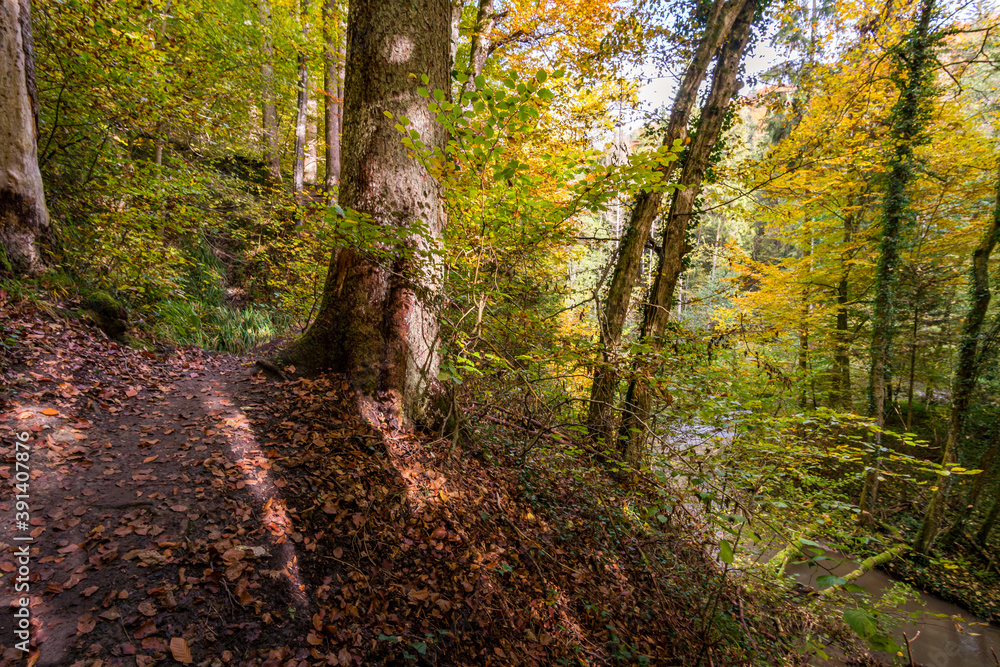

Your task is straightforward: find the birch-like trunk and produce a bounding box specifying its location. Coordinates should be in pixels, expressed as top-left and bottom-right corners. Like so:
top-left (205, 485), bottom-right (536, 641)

top-left (0, 0), bottom-right (49, 275)
top-left (287, 0), bottom-right (451, 426)
top-left (292, 1), bottom-right (310, 197)
top-left (323, 0), bottom-right (343, 194)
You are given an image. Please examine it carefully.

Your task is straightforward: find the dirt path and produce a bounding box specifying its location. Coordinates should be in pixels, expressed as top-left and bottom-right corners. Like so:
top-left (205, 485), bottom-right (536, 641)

top-left (0, 309), bottom-right (314, 666)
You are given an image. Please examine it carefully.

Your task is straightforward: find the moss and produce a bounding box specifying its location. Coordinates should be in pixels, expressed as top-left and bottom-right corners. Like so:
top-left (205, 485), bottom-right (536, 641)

top-left (81, 290), bottom-right (128, 340)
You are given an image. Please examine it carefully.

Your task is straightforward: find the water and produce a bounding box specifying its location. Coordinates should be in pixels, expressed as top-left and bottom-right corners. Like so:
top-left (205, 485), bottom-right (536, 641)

top-left (784, 548), bottom-right (1000, 667)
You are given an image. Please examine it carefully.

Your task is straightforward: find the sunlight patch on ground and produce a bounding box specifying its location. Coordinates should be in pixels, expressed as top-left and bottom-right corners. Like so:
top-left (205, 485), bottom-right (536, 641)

top-left (197, 393), bottom-right (309, 610)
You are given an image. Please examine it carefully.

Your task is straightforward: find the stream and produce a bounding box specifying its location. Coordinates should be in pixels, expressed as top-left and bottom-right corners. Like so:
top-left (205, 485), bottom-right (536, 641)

top-left (651, 417), bottom-right (1000, 666)
top-left (784, 548), bottom-right (1000, 666)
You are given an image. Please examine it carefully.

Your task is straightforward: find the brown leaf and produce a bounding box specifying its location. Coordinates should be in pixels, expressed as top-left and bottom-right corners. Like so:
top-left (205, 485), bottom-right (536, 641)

top-left (99, 608), bottom-right (121, 621)
top-left (77, 613), bottom-right (97, 634)
top-left (170, 637), bottom-right (193, 664)
top-left (133, 619), bottom-right (157, 639)
top-left (81, 585), bottom-right (100, 597)
top-left (307, 632), bottom-right (323, 646)
top-left (138, 600), bottom-right (156, 617)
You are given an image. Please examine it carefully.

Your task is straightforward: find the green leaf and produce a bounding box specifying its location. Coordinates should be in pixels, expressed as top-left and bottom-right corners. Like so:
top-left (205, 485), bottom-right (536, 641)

top-left (843, 609), bottom-right (877, 639)
top-left (816, 575), bottom-right (847, 589)
top-left (474, 75), bottom-right (485, 89)
top-left (420, 73), bottom-right (429, 85)
top-left (536, 69), bottom-right (547, 83)
top-left (719, 539), bottom-right (734, 565)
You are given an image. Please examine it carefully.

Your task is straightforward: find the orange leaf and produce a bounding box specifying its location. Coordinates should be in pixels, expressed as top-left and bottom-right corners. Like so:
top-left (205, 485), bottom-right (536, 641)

top-left (40, 409), bottom-right (59, 416)
top-left (77, 613), bottom-right (97, 634)
top-left (170, 637), bottom-right (193, 664)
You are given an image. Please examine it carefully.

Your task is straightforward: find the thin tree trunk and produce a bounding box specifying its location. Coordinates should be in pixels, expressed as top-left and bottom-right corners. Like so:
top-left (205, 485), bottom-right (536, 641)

top-left (323, 0), bottom-right (343, 194)
top-left (976, 486), bottom-right (1000, 546)
top-left (616, 0), bottom-right (756, 464)
top-left (292, 0), bottom-right (311, 197)
top-left (906, 303), bottom-right (920, 429)
top-left (943, 426), bottom-right (999, 546)
top-left (260, 0), bottom-right (281, 182)
top-left (461, 0), bottom-right (494, 94)
top-left (860, 0), bottom-right (936, 521)
top-left (914, 161), bottom-right (1000, 554)
top-left (285, 0), bottom-right (451, 426)
top-left (831, 205), bottom-right (857, 411)
top-left (0, 0), bottom-right (50, 275)
top-left (586, 0), bottom-right (747, 446)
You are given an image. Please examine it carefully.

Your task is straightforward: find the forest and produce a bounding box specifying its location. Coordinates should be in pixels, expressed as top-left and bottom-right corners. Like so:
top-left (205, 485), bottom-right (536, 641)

top-left (1, 0), bottom-right (1000, 664)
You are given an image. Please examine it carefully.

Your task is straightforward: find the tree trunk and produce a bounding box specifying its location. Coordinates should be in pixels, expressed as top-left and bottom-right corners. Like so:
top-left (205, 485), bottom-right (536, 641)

top-left (292, 0), bottom-right (311, 198)
top-left (914, 161), bottom-right (1000, 554)
top-left (616, 0), bottom-right (756, 464)
top-left (461, 0), bottom-right (493, 94)
top-left (285, 0), bottom-right (451, 427)
top-left (0, 0), bottom-right (50, 275)
top-left (976, 485), bottom-right (1000, 546)
top-left (323, 0), bottom-right (343, 194)
top-left (260, 0), bottom-right (281, 182)
top-left (943, 425), bottom-right (999, 546)
top-left (586, 0), bottom-right (748, 445)
top-left (831, 205), bottom-right (857, 411)
top-left (905, 303), bottom-right (920, 429)
top-left (860, 0), bottom-right (936, 520)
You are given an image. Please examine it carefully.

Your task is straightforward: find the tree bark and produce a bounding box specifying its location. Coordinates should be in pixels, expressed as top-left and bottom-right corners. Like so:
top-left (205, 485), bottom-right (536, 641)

top-left (461, 0), bottom-right (494, 94)
top-left (976, 483), bottom-right (1000, 546)
top-left (586, 0), bottom-right (748, 445)
top-left (260, 0), bottom-right (281, 182)
top-left (323, 0), bottom-right (343, 194)
top-left (831, 202), bottom-right (858, 410)
top-left (905, 302), bottom-right (920, 429)
top-left (616, 0), bottom-right (756, 464)
top-left (914, 161), bottom-right (1000, 554)
top-left (860, 0), bottom-right (936, 520)
top-left (285, 0), bottom-right (451, 427)
top-left (0, 0), bottom-right (50, 275)
top-left (292, 0), bottom-right (311, 197)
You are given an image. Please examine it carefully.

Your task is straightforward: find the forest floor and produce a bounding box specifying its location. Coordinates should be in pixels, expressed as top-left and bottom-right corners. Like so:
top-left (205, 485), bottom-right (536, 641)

top-left (0, 293), bottom-right (801, 666)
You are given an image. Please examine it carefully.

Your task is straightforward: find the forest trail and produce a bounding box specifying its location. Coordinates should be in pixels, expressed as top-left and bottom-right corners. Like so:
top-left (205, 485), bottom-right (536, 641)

top-left (0, 302), bottom-right (320, 666)
top-left (0, 297), bottom-right (732, 667)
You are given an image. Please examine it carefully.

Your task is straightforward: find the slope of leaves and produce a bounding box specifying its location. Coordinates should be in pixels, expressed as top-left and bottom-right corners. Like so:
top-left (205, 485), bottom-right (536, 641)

top-left (0, 290), bottom-right (802, 666)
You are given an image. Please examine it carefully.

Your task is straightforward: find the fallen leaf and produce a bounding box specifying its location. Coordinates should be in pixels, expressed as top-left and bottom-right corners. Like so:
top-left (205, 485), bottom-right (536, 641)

top-left (77, 613), bottom-right (97, 634)
top-left (170, 637), bottom-right (192, 664)
top-left (82, 585), bottom-right (100, 597)
top-left (138, 600), bottom-right (156, 617)
top-left (40, 409), bottom-right (59, 416)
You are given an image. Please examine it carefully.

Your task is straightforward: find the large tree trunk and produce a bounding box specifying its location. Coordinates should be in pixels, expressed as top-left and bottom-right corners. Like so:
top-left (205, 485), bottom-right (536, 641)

top-left (260, 0), bottom-right (281, 182)
top-left (323, 0), bottom-right (343, 194)
top-left (913, 161), bottom-right (1000, 554)
top-left (586, 0), bottom-right (748, 445)
top-left (461, 0), bottom-right (493, 94)
top-left (292, 0), bottom-right (310, 198)
top-left (0, 0), bottom-right (49, 275)
top-left (860, 0), bottom-right (936, 520)
top-left (616, 0), bottom-right (756, 464)
top-left (285, 0), bottom-right (451, 426)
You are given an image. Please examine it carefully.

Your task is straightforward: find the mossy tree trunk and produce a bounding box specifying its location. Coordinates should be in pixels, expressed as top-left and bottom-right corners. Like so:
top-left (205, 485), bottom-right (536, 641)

top-left (860, 0), bottom-right (936, 520)
top-left (0, 0), bottom-right (50, 275)
top-left (586, 0), bottom-right (748, 447)
top-left (617, 0), bottom-right (757, 465)
top-left (914, 161), bottom-right (1000, 554)
top-left (287, 0), bottom-right (451, 427)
